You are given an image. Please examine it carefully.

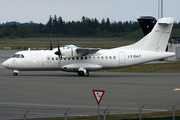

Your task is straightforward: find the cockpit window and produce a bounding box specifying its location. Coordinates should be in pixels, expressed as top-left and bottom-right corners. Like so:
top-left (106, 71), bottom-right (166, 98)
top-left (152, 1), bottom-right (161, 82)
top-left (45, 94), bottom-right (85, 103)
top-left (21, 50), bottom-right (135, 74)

top-left (21, 54), bottom-right (24, 58)
top-left (11, 54), bottom-right (25, 58)
top-left (17, 54), bottom-right (20, 58)
top-left (12, 54), bottom-right (17, 58)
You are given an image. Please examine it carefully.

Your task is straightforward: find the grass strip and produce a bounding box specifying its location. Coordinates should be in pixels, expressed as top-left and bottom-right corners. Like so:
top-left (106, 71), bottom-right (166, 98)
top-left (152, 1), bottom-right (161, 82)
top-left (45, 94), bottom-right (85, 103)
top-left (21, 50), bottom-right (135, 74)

top-left (28, 111), bottom-right (180, 120)
top-left (0, 38), bottom-right (136, 47)
top-left (107, 61), bottom-right (180, 73)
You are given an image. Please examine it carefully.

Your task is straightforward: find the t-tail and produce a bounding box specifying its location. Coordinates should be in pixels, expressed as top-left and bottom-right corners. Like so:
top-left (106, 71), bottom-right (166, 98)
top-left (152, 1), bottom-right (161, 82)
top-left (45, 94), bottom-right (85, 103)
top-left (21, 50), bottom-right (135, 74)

top-left (120, 17), bottom-right (175, 52)
top-left (137, 16), bottom-right (157, 36)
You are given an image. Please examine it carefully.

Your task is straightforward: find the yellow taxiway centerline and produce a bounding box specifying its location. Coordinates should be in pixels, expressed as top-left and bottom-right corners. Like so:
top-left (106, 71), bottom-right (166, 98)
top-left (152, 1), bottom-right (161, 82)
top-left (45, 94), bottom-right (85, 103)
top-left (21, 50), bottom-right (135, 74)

top-left (174, 88), bottom-right (180, 91)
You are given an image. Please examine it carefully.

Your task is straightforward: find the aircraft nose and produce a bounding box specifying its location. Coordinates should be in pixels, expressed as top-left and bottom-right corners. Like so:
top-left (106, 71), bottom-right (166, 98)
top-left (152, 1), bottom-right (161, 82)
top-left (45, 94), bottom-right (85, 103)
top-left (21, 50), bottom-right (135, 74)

top-left (2, 61), bottom-right (9, 68)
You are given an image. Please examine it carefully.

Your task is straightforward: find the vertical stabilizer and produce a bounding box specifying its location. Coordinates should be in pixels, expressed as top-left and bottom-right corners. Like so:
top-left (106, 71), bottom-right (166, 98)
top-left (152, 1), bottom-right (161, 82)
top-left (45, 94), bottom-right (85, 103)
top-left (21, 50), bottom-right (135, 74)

top-left (134, 17), bottom-right (174, 52)
top-left (137, 16), bottom-right (157, 36)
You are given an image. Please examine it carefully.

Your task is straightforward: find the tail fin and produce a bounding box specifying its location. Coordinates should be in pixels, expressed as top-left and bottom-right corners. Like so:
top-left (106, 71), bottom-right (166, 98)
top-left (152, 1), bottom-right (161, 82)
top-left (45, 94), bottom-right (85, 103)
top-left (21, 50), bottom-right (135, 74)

top-left (137, 16), bottom-right (157, 36)
top-left (134, 17), bottom-right (174, 52)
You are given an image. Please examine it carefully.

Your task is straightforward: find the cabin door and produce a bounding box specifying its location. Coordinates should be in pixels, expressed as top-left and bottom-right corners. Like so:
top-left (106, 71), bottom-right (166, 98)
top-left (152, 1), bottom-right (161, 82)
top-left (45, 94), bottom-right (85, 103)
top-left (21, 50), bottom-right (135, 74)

top-left (119, 51), bottom-right (125, 66)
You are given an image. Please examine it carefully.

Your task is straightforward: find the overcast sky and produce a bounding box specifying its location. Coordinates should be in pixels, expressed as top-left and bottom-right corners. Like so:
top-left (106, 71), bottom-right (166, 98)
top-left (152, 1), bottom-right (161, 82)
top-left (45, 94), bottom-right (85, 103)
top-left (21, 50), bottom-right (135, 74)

top-left (0, 0), bottom-right (180, 24)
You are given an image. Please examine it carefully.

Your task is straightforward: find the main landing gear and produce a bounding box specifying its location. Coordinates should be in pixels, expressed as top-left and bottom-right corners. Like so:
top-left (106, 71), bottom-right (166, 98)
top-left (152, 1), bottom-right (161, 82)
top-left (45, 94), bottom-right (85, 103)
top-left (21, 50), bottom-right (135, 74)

top-left (13, 70), bottom-right (19, 76)
top-left (77, 67), bottom-right (89, 76)
top-left (78, 71), bottom-right (89, 76)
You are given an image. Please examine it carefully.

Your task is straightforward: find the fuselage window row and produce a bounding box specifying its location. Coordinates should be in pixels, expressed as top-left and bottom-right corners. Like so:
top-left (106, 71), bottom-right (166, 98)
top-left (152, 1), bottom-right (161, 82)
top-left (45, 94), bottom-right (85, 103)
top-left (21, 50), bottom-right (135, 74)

top-left (52, 56), bottom-right (116, 60)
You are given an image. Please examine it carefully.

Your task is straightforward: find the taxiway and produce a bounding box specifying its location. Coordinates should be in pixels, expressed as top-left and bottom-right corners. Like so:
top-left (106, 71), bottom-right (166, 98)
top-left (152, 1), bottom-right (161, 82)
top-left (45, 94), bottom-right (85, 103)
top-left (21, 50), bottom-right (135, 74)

top-left (0, 50), bottom-right (180, 119)
top-left (0, 69), bottom-right (180, 119)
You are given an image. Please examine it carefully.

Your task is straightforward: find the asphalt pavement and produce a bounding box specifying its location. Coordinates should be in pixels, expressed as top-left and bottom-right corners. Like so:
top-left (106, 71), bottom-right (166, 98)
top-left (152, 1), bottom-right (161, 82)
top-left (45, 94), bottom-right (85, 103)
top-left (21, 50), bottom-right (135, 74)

top-left (0, 50), bottom-right (180, 119)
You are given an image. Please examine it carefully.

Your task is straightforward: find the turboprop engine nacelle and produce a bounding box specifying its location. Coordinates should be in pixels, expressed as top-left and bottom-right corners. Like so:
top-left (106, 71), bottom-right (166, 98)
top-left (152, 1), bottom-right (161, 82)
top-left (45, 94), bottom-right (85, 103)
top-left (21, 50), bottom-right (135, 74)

top-left (61, 48), bottom-right (83, 58)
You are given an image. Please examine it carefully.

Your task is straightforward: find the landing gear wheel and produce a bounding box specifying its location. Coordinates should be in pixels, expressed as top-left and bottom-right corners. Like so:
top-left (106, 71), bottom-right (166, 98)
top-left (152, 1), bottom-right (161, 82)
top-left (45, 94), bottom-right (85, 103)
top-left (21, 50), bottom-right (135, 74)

top-left (13, 70), bottom-right (19, 76)
top-left (14, 72), bottom-right (18, 76)
top-left (78, 71), bottom-right (89, 76)
top-left (78, 71), bottom-right (84, 76)
top-left (84, 71), bottom-right (89, 76)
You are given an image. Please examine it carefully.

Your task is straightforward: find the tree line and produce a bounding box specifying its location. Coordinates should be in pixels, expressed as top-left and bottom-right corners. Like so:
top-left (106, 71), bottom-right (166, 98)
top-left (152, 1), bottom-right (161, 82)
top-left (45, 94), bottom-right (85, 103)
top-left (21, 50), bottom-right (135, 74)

top-left (0, 15), bottom-right (180, 39)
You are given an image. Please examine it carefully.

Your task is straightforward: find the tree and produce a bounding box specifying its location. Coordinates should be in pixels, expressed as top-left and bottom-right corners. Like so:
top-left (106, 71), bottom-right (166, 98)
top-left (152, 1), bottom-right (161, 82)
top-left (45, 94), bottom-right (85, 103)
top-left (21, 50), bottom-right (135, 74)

top-left (47, 15), bottom-right (53, 33)
top-left (105, 18), bottom-right (111, 32)
top-left (53, 15), bottom-right (58, 34)
top-left (58, 16), bottom-right (65, 34)
top-left (101, 18), bottom-right (106, 31)
top-left (0, 15), bottom-right (144, 38)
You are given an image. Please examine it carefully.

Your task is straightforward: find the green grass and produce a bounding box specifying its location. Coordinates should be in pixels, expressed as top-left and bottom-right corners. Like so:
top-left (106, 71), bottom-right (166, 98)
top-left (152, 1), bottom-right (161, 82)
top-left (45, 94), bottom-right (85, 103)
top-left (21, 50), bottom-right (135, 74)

top-left (0, 37), bottom-right (136, 49)
top-left (28, 111), bottom-right (180, 120)
top-left (107, 61), bottom-right (180, 73)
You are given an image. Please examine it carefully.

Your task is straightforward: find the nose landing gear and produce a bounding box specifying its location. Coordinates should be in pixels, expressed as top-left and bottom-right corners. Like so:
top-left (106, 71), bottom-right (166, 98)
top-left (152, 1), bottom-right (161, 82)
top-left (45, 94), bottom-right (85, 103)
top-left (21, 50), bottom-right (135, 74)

top-left (13, 70), bottom-right (19, 76)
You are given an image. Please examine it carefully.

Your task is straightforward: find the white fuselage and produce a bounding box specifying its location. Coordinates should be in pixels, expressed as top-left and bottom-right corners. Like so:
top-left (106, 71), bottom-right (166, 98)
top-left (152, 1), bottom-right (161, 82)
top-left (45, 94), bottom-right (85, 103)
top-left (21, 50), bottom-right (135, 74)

top-left (2, 49), bottom-right (175, 72)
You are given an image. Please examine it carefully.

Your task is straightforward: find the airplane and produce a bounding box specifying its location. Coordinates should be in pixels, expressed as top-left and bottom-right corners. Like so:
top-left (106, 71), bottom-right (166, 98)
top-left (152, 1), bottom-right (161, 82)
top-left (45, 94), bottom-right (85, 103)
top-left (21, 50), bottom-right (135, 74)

top-left (2, 17), bottom-right (175, 76)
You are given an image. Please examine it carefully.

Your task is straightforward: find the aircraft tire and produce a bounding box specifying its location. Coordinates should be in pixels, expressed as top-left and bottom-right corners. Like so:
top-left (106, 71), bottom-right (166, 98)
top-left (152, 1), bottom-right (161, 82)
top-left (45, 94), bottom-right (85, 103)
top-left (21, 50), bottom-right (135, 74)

top-left (84, 71), bottom-right (89, 76)
top-left (14, 73), bottom-right (18, 76)
top-left (78, 71), bottom-right (85, 76)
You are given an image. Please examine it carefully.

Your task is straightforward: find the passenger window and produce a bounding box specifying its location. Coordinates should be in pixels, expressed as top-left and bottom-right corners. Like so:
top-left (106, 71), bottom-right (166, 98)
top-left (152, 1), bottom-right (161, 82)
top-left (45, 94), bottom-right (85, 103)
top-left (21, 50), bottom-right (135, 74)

top-left (64, 58), bottom-right (66, 60)
top-left (109, 56), bottom-right (112, 59)
top-left (93, 56), bottom-right (96, 60)
top-left (47, 57), bottom-right (51, 62)
top-left (76, 57), bottom-right (79, 60)
top-left (89, 57), bottom-right (91, 60)
top-left (68, 58), bottom-right (70, 60)
top-left (85, 57), bottom-right (87, 60)
top-left (105, 56), bottom-right (108, 60)
top-left (101, 56), bottom-right (104, 60)
top-left (113, 56), bottom-right (116, 59)
top-left (52, 57), bottom-right (54, 60)
top-left (72, 57), bottom-right (74, 60)
top-left (81, 57), bottom-right (83, 60)
top-left (97, 56), bottom-right (100, 60)
top-left (56, 57), bottom-right (58, 60)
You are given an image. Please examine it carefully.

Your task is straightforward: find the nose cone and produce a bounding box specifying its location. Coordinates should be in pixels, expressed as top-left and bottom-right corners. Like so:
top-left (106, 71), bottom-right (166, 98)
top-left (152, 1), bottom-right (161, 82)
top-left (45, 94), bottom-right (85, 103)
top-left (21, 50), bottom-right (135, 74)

top-left (2, 61), bottom-right (9, 68)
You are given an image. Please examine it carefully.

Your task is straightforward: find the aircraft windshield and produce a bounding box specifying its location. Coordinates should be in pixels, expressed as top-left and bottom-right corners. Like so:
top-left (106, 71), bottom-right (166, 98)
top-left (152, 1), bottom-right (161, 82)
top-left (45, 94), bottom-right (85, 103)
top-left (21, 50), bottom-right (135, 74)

top-left (11, 54), bottom-right (24, 58)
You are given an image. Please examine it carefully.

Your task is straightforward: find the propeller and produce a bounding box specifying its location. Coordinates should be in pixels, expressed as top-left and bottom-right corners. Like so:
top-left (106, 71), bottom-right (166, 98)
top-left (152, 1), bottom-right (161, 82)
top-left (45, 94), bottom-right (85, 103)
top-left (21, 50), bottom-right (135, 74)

top-left (50, 40), bottom-right (52, 50)
top-left (54, 44), bottom-right (62, 60)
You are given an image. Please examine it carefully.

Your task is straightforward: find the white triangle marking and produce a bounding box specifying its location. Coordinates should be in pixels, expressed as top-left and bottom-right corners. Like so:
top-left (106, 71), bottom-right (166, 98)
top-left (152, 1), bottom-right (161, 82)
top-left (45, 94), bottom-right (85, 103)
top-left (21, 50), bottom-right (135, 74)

top-left (95, 92), bottom-right (103, 102)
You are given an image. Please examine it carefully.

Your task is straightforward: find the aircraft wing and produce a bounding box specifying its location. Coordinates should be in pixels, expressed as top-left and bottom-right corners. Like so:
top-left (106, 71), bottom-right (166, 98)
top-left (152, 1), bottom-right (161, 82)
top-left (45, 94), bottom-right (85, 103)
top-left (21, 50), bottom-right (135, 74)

top-left (54, 45), bottom-right (101, 58)
top-left (64, 45), bottom-right (101, 54)
top-left (76, 48), bottom-right (101, 54)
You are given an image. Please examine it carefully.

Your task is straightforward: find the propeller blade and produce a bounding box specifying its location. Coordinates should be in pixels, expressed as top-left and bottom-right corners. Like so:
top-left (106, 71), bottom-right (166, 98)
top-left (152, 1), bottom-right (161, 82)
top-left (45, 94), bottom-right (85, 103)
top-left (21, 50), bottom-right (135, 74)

top-left (58, 44), bottom-right (61, 59)
top-left (54, 44), bottom-right (62, 60)
top-left (50, 40), bottom-right (52, 50)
